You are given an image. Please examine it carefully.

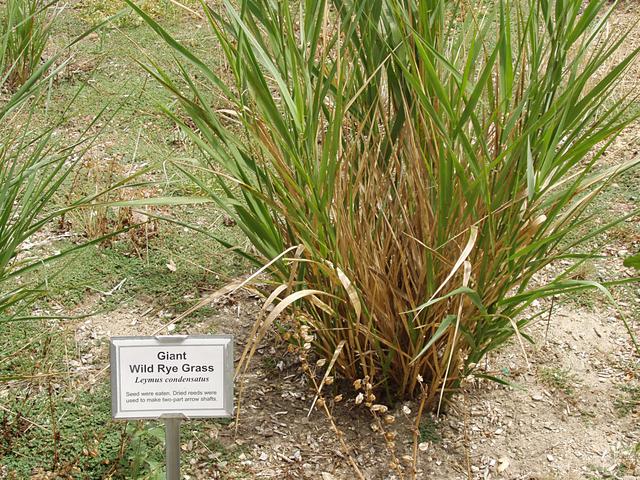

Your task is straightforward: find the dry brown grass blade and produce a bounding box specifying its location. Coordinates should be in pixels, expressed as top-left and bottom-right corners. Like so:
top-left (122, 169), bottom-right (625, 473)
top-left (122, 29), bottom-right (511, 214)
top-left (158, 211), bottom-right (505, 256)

top-left (151, 279), bottom-right (244, 337)
top-left (166, 0), bottom-right (203, 18)
top-left (326, 261), bottom-right (361, 321)
top-left (235, 288), bottom-right (328, 434)
top-left (307, 294), bottom-right (336, 316)
top-left (239, 289), bottom-right (328, 378)
top-left (418, 226), bottom-right (478, 317)
top-left (437, 259), bottom-right (472, 415)
top-left (152, 245), bottom-right (300, 336)
top-left (260, 284), bottom-right (289, 314)
top-left (231, 283), bottom-right (289, 379)
top-left (508, 315), bottom-right (531, 369)
top-left (286, 244), bottom-right (306, 290)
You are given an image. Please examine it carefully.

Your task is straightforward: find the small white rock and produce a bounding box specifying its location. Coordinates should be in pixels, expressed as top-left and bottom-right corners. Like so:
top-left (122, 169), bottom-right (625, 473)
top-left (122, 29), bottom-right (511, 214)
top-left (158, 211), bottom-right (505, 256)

top-left (497, 457), bottom-right (510, 473)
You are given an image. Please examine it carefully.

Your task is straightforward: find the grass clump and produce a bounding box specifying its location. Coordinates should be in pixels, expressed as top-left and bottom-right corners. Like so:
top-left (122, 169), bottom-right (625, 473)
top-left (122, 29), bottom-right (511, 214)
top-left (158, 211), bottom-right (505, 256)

top-left (1, 0), bottom-right (55, 88)
top-left (418, 416), bottom-right (442, 444)
top-left (539, 367), bottom-right (577, 396)
top-left (132, 0), bottom-right (640, 409)
top-left (614, 383), bottom-right (640, 417)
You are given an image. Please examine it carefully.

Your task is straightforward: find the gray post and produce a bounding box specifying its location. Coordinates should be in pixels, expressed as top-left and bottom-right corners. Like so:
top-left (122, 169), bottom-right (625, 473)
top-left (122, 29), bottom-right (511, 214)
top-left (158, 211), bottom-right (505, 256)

top-left (165, 418), bottom-right (181, 480)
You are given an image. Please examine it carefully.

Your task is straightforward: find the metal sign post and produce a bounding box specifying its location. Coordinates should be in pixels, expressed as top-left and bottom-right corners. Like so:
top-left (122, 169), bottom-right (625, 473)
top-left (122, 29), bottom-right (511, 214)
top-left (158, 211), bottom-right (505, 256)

top-left (110, 335), bottom-right (233, 480)
top-left (165, 418), bottom-right (181, 480)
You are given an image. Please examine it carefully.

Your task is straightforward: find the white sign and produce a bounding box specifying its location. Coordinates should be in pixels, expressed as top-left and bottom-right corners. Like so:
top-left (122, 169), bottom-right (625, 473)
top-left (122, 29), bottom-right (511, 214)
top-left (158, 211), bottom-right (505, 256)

top-left (110, 336), bottom-right (233, 419)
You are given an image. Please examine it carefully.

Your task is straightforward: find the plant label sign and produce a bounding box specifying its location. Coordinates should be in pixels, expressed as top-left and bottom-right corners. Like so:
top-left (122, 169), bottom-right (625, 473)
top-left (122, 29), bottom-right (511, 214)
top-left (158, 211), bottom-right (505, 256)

top-left (110, 335), bottom-right (233, 419)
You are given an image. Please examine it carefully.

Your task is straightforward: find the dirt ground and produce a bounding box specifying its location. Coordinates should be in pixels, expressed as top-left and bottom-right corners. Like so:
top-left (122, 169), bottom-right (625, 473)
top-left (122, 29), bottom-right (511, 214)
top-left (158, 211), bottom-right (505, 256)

top-left (72, 274), bottom-right (640, 480)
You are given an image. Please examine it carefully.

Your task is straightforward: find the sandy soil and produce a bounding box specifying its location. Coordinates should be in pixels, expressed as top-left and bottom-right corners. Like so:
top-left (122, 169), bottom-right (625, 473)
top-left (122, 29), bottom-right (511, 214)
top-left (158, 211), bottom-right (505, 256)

top-left (66, 274), bottom-right (639, 480)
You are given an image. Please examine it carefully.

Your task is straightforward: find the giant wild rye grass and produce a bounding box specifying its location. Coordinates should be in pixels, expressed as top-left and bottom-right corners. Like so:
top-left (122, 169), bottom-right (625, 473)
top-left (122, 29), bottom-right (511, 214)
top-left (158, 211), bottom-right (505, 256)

top-left (131, 0), bottom-right (640, 409)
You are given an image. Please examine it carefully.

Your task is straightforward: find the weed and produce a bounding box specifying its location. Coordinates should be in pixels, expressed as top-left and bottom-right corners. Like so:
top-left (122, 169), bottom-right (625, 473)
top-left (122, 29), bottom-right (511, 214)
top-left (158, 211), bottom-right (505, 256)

top-left (587, 444), bottom-right (640, 479)
top-left (0, 386), bottom-right (160, 478)
top-left (539, 367), bottom-right (577, 396)
top-left (61, 154), bottom-right (163, 256)
top-left (419, 416), bottom-right (442, 445)
top-left (614, 383), bottom-right (640, 417)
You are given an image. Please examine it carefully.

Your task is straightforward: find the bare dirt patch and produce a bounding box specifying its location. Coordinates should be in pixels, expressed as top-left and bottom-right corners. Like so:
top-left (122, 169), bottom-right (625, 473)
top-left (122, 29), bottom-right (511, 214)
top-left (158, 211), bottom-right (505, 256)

top-left (64, 282), bottom-right (638, 480)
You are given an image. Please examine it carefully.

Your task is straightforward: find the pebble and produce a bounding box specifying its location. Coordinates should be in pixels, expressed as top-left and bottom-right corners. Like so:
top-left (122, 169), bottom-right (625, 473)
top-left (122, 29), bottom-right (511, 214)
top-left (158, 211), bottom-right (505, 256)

top-left (497, 457), bottom-right (510, 473)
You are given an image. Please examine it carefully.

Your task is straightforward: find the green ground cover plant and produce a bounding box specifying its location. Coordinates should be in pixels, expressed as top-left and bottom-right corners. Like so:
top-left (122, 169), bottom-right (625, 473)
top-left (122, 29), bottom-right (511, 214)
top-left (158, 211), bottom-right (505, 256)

top-left (74, 0), bottom-right (201, 27)
top-left (131, 0), bottom-right (640, 410)
top-left (0, 0), bottom-right (132, 321)
top-left (539, 366), bottom-right (577, 396)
